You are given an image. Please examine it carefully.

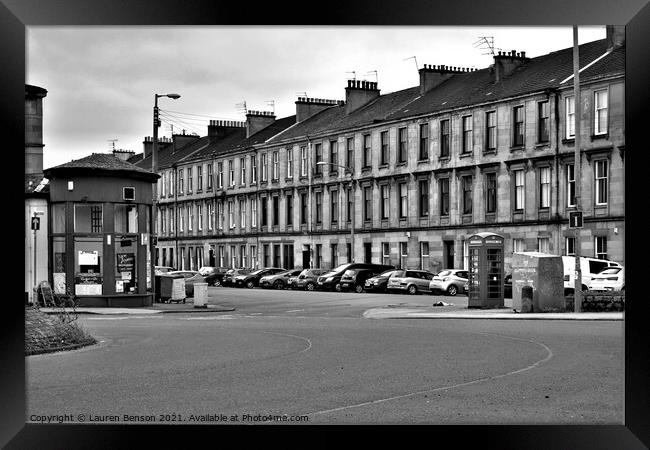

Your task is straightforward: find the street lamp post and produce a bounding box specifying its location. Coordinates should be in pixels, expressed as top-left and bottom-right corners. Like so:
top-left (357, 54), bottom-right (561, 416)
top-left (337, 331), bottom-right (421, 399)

top-left (317, 161), bottom-right (355, 263)
top-left (151, 93), bottom-right (180, 302)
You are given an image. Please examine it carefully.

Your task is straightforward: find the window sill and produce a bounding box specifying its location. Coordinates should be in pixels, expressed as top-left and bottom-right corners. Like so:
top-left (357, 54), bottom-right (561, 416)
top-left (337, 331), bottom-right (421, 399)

top-left (459, 152), bottom-right (473, 159)
top-left (329, 171), bottom-right (338, 177)
top-left (591, 133), bottom-right (609, 141)
top-left (361, 167), bottom-right (372, 172)
top-left (562, 138), bottom-right (575, 145)
top-left (438, 156), bottom-right (450, 162)
top-left (313, 173), bottom-right (323, 179)
top-left (378, 164), bottom-right (389, 170)
top-left (483, 149), bottom-right (497, 156)
top-left (285, 177), bottom-right (294, 183)
top-left (417, 158), bottom-right (429, 164)
top-left (535, 142), bottom-right (550, 149)
top-left (509, 145), bottom-right (525, 152)
top-left (395, 162), bottom-right (407, 167)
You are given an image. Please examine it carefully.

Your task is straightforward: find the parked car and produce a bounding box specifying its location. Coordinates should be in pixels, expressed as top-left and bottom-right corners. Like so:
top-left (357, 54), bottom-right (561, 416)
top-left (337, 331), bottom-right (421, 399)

top-left (222, 268), bottom-right (251, 287)
top-left (201, 267), bottom-right (229, 286)
top-left (504, 273), bottom-right (512, 299)
top-left (429, 269), bottom-right (469, 296)
top-left (317, 263), bottom-right (395, 291)
top-left (234, 267), bottom-right (286, 288)
top-left (290, 268), bottom-right (328, 291)
top-left (259, 269), bottom-right (302, 289)
top-left (387, 269), bottom-right (435, 295)
top-left (588, 267), bottom-right (625, 291)
top-left (155, 266), bottom-right (175, 275)
top-left (561, 256), bottom-right (621, 294)
top-left (364, 270), bottom-right (401, 293)
top-left (340, 268), bottom-right (376, 293)
top-left (169, 270), bottom-right (205, 296)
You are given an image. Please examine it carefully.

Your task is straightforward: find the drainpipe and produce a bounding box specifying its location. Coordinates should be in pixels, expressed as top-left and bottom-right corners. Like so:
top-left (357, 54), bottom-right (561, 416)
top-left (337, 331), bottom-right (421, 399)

top-left (173, 164), bottom-right (179, 269)
top-left (307, 135), bottom-right (313, 268)
top-left (551, 87), bottom-right (561, 255)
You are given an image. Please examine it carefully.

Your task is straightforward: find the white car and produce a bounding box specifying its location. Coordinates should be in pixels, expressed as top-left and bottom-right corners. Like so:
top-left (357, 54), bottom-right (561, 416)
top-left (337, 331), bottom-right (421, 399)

top-left (588, 267), bottom-right (625, 291)
top-left (429, 269), bottom-right (469, 296)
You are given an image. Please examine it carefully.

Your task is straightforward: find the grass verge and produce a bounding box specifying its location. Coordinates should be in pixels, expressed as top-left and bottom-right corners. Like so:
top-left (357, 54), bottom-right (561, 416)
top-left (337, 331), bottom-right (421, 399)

top-left (25, 307), bottom-right (97, 356)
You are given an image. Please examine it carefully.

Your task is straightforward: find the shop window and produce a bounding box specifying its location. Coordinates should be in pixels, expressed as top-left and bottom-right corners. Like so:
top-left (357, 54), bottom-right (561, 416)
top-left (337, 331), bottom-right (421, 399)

top-left (52, 237), bottom-right (66, 294)
top-left (74, 236), bottom-right (103, 295)
top-left (51, 203), bottom-right (66, 233)
top-left (115, 236), bottom-right (138, 294)
top-left (114, 204), bottom-right (138, 233)
top-left (74, 203), bottom-right (103, 233)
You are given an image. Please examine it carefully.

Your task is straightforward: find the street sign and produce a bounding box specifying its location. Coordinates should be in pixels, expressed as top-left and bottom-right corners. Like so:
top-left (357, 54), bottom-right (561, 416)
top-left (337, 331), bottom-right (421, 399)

top-left (568, 211), bottom-right (583, 228)
top-left (31, 216), bottom-right (40, 230)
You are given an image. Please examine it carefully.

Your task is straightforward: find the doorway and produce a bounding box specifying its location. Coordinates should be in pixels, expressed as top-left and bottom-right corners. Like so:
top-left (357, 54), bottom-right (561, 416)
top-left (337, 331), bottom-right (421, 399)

top-left (443, 240), bottom-right (455, 269)
top-left (302, 245), bottom-right (311, 269)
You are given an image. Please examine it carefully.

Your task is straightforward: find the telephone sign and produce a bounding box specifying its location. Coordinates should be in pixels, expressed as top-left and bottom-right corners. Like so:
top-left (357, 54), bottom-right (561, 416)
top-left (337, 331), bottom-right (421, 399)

top-left (569, 211), bottom-right (583, 228)
top-left (31, 217), bottom-right (40, 230)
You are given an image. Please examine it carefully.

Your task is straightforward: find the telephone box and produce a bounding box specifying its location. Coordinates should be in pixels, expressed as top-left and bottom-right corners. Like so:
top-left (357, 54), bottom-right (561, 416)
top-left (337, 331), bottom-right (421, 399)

top-left (467, 232), bottom-right (505, 309)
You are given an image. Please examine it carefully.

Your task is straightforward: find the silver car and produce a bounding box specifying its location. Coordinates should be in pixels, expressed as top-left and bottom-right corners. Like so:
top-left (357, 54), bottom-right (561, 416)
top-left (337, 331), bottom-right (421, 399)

top-left (387, 270), bottom-right (435, 295)
top-left (429, 269), bottom-right (469, 296)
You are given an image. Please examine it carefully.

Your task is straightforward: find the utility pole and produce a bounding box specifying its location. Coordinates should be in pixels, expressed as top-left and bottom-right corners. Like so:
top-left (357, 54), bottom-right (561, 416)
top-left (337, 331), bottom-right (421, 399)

top-left (573, 26), bottom-right (582, 313)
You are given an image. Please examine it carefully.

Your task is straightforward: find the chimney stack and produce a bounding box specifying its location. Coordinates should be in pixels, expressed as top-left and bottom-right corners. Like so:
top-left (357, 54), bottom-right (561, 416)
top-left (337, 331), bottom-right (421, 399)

top-left (295, 97), bottom-right (342, 122)
top-left (112, 149), bottom-right (135, 161)
top-left (245, 110), bottom-right (276, 138)
top-left (493, 49), bottom-right (529, 83)
top-left (418, 64), bottom-right (467, 95)
top-left (142, 136), bottom-right (173, 159)
top-left (606, 25), bottom-right (625, 51)
top-left (208, 119), bottom-right (246, 142)
top-left (25, 84), bottom-right (48, 176)
top-left (345, 80), bottom-right (380, 114)
top-left (172, 133), bottom-right (201, 153)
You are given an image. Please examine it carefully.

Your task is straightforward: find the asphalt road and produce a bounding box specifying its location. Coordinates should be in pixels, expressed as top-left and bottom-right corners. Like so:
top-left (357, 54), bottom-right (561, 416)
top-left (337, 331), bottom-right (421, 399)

top-left (26, 287), bottom-right (624, 425)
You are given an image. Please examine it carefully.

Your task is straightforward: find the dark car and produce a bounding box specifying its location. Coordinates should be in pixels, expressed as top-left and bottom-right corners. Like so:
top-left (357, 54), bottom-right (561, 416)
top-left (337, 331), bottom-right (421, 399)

top-left (504, 273), bottom-right (512, 299)
top-left (340, 268), bottom-right (376, 293)
top-left (234, 267), bottom-right (286, 288)
top-left (290, 268), bottom-right (327, 291)
top-left (364, 269), bottom-right (401, 293)
top-left (317, 263), bottom-right (395, 292)
top-left (202, 267), bottom-right (229, 287)
top-left (259, 269), bottom-right (302, 289)
top-left (222, 268), bottom-right (251, 287)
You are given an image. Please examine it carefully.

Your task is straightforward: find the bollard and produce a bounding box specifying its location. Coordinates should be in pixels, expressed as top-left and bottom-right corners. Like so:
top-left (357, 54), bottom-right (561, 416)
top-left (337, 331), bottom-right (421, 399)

top-left (193, 282), bottom-right (208, 309)
top-left (521, 286), bottom-right (534, 313)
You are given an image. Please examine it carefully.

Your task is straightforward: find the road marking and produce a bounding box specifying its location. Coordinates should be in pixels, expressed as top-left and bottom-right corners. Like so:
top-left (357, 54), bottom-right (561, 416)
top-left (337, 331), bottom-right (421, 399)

top-left (304, 333), bottom-right (553, 418)
top-left (285, 309), bottom-right (304, 313)
top-left (181, 315), bottom-right (237, 320)
top-left (262, 331), bottom-right (312, 355)
top-left (84, 316), bottom-right (164, 320)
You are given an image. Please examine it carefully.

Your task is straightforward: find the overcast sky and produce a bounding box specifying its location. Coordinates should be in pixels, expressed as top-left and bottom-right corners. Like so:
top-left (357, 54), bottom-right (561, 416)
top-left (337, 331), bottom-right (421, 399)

top-left (27, 26), bottom-right (606, 169)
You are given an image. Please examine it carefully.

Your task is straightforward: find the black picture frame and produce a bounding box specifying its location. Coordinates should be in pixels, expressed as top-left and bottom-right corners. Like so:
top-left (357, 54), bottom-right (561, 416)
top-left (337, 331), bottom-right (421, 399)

top-left (4, 0), bottom-right (648, 447)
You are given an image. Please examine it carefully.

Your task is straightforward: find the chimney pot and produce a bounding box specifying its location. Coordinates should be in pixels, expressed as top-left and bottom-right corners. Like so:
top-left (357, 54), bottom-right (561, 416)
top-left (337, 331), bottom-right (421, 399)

top-left (521, 51), bottom-right (526, 58)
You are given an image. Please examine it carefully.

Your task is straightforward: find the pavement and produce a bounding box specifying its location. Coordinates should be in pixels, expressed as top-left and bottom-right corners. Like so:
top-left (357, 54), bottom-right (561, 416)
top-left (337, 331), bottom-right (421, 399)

top-left (363, 306), bottom-right (623, 320)
top-left (39, 298), bottom-right (235, 315)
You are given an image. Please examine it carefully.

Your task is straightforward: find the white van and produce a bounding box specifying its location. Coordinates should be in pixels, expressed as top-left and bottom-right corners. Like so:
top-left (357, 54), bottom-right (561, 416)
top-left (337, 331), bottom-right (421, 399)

top-left (561, 256), bottom-right (622, 293)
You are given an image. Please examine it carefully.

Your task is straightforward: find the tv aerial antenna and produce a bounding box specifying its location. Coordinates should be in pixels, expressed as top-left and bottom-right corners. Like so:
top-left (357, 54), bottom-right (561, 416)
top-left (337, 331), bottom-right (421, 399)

top-left (107, 139), bottom-right (118, 151)
top-left (345, 71), bottom-right (356, 81)
top-left (265, 100), bottom-right (275, 114)
top-left (235, 101), bottom-right (247, 114)
top-left (365, 70), bottom-right (378, 83)
top-left (474, 36), bottom-right (496, 56)
top-left (404, 56), bottom-right (419, 72)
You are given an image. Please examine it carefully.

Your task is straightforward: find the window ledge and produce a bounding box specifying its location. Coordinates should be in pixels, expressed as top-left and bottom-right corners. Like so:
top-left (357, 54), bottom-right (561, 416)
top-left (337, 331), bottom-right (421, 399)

top-left (483, 149), bottom-right (497, 156)
top-left (395, 162), bottom-right (407, 167)
top-left (459, 152), bottom-right (473, 159)
top-left (438, 156), bottom-right (451, 162)
top-left (378, 164), bottom-right (389, 169)
top-left (285, 177), bottom-right (294, 182)
top-left (417, 158), bottom-right (429, 164)
top-left (562, 138), bottom-right (575, 145)
top-left (361, 167), bottom-right (372, 172)
top-left (591, 133), bottom-right (609, 141)
top-left (509, 145), bottom-right (525, 152)
top-left (535, 142), bottom-right (550, 149)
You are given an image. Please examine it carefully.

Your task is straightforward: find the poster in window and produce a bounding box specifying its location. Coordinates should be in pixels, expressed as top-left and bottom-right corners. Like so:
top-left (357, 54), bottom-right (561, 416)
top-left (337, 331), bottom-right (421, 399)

top-left (117, 253), bottom-right (136, 292)
top-left (55, 253), bottom-right (66, 272)
top-left (79, 251), bottom-right (98, 266)
top-left (53, 273), bottom-right (66, 294)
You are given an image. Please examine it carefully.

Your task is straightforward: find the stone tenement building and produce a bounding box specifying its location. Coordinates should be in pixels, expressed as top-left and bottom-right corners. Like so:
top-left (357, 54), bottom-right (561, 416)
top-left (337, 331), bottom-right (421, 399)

top-left (131, 27), bottom-right (625, 273)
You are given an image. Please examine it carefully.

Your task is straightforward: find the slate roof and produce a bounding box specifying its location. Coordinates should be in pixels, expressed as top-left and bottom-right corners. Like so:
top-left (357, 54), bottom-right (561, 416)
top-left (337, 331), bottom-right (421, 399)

top-left (44, 153), bottom-right (158, 181)
top-left (267, 38), bottom-right (623, 143)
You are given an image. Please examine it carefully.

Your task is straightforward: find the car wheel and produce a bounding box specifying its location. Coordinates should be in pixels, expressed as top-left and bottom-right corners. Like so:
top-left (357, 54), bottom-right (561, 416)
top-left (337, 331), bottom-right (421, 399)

top-left (335, 283), bottom-right (342, 292)
top-left (447, 285), bottom-right (458, 296)
top-left (581, 284), bottom-right (588, 292)
top-left (274, 280), bottom-right (285, 290)
top-left (213, 280), bottom-right (221, 287)
top-left (306, 282), bottom-right (315, 291)
top-left (354, 284), bottom-right (364, 293)
top-left (246, 281), bottom-right (255, 289)
top-left (407, 285), bottom-right (418, 295)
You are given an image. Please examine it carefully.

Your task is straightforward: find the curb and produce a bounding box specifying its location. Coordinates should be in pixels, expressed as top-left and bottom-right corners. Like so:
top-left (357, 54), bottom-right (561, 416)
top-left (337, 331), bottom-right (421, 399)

top-left (25, 338), bottom-right (97, 356)
top-left (363, 309), bottom-right (624, 321)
